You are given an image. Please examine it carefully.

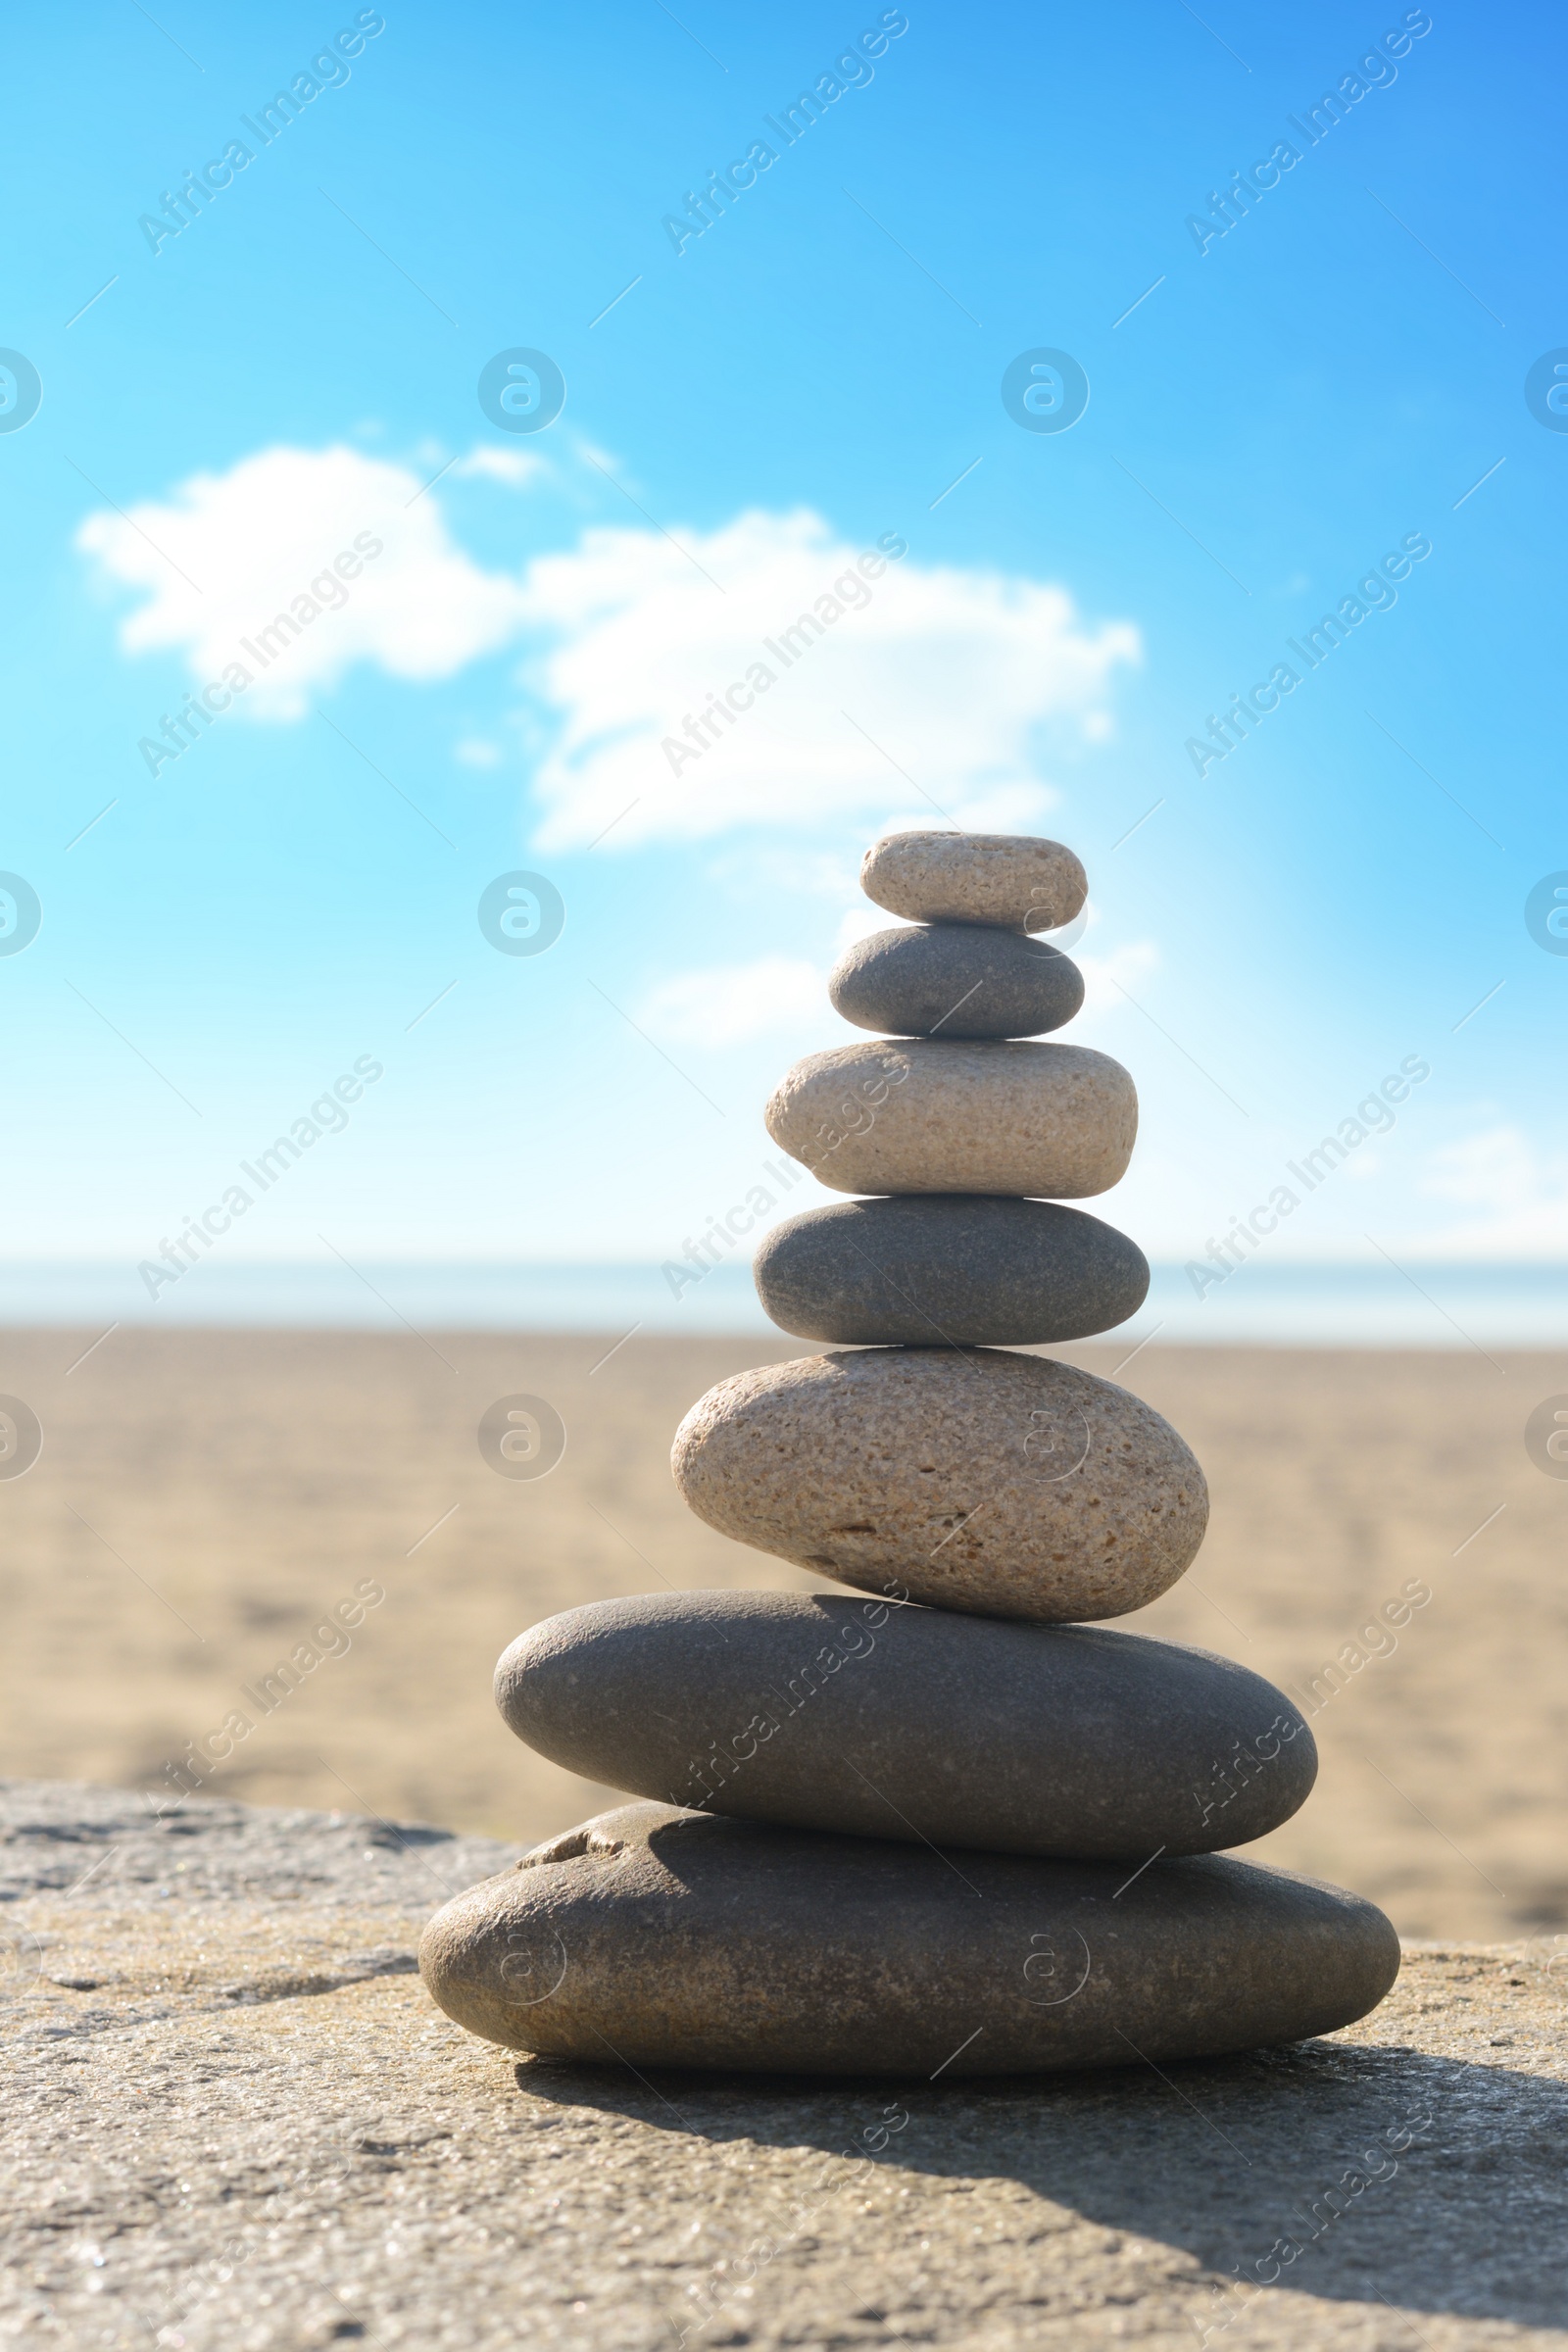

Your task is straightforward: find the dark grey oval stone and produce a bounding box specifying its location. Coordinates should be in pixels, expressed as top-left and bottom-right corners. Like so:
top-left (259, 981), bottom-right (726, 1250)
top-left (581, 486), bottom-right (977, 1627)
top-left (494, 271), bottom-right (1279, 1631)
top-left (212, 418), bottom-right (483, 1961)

top-left (753, 1196), bottom-right (1149, 1345)
top-left (829, 922), bottom-right (1084, 1039)
top-left (495, 1591), bottom-right (1316, 1857)
top-left (419, 1801), bottom-right (1400, 2075)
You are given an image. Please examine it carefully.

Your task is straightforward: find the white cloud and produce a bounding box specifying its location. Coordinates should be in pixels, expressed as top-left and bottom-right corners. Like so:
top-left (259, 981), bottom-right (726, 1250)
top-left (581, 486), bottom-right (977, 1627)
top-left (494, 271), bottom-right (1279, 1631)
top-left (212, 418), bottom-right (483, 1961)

top-left (516, 508), bottom-right (1140, 850)
top-left (1416, 1124), bottom-right (1568, 1256)
top-left (1076, 935), bottom-right (1159, 1017)
top-left (76, 455), bottom-right (1141, 833)
top-left (833, 902), bottom-right (909, 956)
top-left (75, 443), bottom-right (529, 719)
top-left (1424, 1124), bottom-right (1542, 1210)
top-left (706, 845), bottom-right (865, 903)
top-left (453, 446), bottom-right (548, 488)
top-left (637, 956), bottom-right (825, 1048)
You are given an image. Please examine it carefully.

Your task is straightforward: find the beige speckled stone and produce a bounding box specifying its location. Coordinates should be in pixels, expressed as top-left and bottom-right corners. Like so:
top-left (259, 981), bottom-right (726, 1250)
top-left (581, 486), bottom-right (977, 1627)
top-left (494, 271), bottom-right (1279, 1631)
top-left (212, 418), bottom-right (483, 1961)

top-left (419, 1801), bottom-right (1400, 2077)
top-left (861, 830), bottom-right (1088, 931)
top-left (670, 1348), bottom-right (1208, 1622)
top-left (764, 1038), bottom-right (1137, 1198)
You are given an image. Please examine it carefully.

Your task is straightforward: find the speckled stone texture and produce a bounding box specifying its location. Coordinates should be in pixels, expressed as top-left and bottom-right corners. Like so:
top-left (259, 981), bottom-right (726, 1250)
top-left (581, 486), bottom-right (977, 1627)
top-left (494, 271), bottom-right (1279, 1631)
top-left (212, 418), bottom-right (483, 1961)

top-left (753, 1194), bottom-right (1149, 1345)
top-left (494, 1592), bottom-right (1315, 1855)
top-left (4, 1780), bottom-right (1566, 2351)
top-left (763, 1038), bottom-right (1138, 1198)
top-left (420, 1801), bottom-right (1397, 2074)
top-left (828, 922), bottom-right (1085, 1039)
top-left (671, 1348), bottom-right (1209, 1622)
top-left (860, 830), bottom-right (1088, 933)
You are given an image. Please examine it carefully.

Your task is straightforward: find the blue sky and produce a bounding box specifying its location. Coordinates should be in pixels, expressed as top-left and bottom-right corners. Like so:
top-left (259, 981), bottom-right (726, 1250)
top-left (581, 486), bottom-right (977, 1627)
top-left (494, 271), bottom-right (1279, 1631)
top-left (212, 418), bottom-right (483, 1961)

top-left (2, 0), bottom-right (1564, 1306)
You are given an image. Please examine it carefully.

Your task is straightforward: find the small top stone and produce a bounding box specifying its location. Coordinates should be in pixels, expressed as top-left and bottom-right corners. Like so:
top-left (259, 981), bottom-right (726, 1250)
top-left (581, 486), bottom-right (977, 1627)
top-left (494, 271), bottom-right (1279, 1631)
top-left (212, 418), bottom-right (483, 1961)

top-left (861, 831), bottom-right (1087, 934)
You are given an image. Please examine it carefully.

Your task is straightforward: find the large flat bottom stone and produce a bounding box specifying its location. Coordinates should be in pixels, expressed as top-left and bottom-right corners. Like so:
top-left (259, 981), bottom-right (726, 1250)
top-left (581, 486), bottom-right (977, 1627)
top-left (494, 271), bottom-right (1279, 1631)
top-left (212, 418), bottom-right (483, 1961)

top-left (419, 1802), bottom-right (1399, 2077)
top-left (4, 1781), bottom-right (1564, 2351)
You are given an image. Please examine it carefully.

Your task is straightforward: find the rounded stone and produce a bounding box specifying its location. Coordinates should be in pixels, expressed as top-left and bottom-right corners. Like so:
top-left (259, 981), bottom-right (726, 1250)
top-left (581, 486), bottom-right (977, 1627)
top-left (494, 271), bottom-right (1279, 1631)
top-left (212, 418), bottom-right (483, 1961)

top-left (764, 1039), bottom-right (1136, 1199)
top-left (418, 1801), bottom-right (1400, 2076)
top-left (495, 1591), bottom-right (1317, 1857)
top-left (670, 1348), bottom-right (1208, 1622)
top-left (829, 922), bottom-right (1084, 1040)
top-left (754, 1196), bottom-right (1149, 1347)
top-left (861, 831), bottom-right (1088, 933)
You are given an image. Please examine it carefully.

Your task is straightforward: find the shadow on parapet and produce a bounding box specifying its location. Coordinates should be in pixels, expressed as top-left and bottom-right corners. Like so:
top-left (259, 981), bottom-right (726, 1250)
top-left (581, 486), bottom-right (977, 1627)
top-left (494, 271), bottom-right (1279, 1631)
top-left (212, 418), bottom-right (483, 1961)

top-left (514, 2034), bottom-right (1568, 2335)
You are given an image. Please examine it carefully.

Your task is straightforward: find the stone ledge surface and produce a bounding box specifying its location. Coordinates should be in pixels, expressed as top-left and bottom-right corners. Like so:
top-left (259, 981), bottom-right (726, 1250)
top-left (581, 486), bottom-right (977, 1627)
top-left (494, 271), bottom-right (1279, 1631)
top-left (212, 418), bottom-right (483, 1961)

top-left (1, 1778), bottom-right (1565, 2350)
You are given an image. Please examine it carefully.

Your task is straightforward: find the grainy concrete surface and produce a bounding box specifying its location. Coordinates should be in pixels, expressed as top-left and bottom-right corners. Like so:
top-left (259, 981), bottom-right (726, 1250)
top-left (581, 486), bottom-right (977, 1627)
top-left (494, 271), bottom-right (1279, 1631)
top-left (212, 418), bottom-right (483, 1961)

top-left (2, 1780), bottom-right (1565, 2349)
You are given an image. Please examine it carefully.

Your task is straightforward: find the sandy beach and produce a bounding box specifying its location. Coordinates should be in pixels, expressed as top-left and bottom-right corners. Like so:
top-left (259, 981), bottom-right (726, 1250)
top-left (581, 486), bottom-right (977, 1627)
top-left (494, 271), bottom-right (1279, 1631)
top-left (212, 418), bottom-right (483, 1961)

top-left (0, 1326), bottom-right (1561, 1941)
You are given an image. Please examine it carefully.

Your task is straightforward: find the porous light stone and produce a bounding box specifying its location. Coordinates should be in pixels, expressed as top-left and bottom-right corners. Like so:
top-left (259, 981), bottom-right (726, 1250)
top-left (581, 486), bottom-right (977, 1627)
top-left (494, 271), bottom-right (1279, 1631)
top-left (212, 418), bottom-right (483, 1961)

top-left (764, 1038), bottom-right (1137, 1199)
top-left (418, 1801), bottom-right (1400, 2076)
top-left (753, 1195), bottom-right (1149, 1346)
top-left (861, 830), bottom-right (1088, 934)
top-left (828, 922), bottom-right (1084, 1040)
top-left (670, 1348), bottom-right (1208, 1622)
top-left (495, 1591), bottom-right (1316, 1856)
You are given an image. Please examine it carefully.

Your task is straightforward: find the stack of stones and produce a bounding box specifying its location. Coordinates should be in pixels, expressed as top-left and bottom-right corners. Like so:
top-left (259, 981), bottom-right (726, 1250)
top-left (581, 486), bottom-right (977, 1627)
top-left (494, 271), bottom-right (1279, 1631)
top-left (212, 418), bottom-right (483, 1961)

top-left (422, 831), bottom-right (1399, 2077)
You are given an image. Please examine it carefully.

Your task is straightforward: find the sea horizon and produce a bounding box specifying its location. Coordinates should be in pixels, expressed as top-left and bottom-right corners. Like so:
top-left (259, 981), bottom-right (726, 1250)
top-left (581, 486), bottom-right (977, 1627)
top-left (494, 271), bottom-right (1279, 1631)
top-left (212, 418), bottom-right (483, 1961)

top-left (1, 1258), bottom-right (1565, 1348)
